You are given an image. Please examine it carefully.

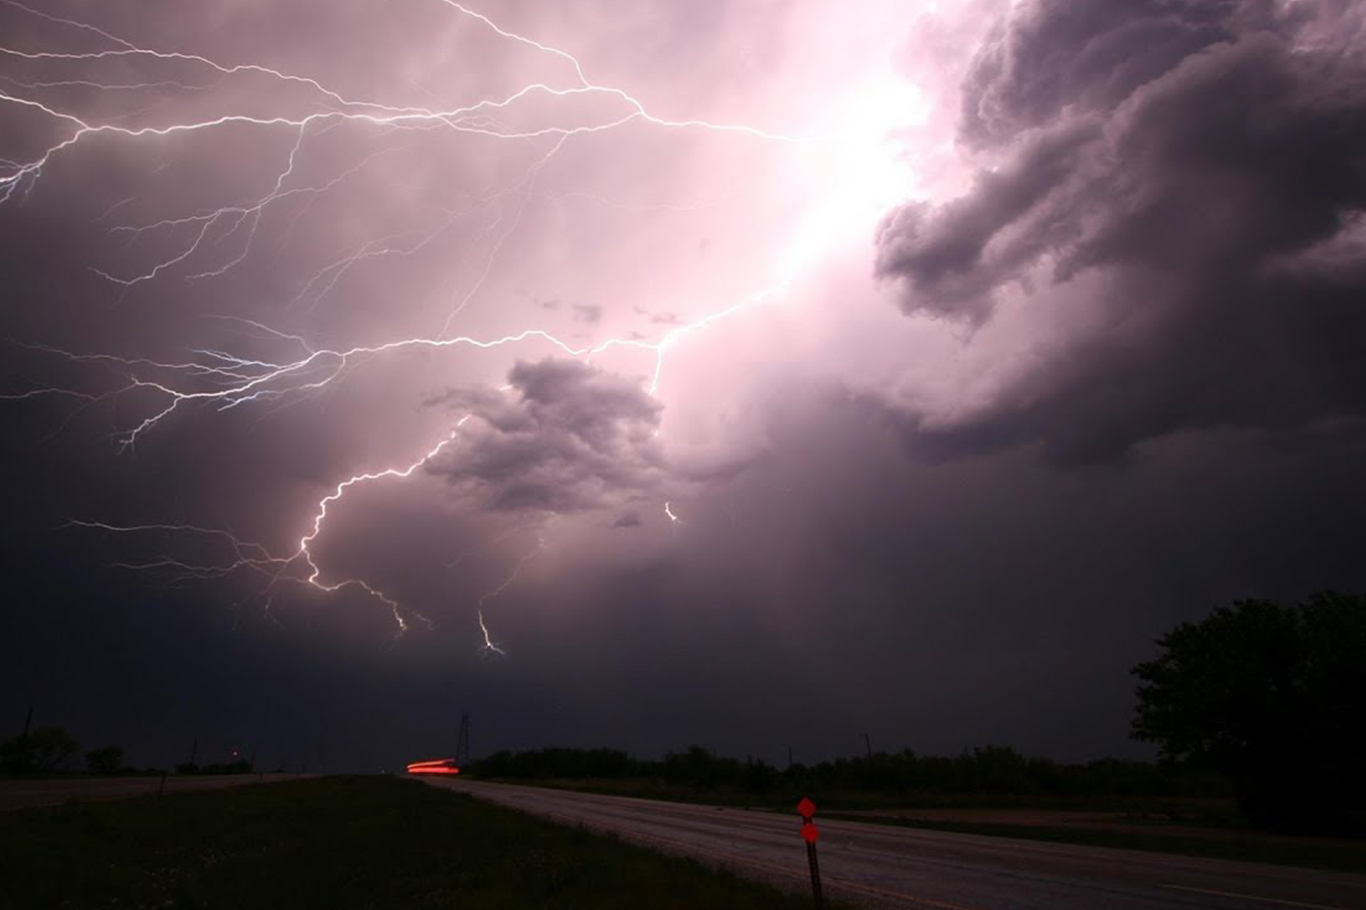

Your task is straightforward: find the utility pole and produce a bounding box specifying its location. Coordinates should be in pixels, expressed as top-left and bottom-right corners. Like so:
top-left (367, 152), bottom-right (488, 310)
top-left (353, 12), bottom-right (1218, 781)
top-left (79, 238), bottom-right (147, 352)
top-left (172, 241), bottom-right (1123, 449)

top-left (861, 732), bottom-right (872, 759)
top-left (188, 736), bottom-right (198, 768)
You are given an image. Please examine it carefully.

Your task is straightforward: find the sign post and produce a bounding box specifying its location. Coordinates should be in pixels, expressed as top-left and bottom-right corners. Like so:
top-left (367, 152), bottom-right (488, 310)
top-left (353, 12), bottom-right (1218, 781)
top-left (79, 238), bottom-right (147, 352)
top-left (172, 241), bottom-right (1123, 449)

top-left (797, 797), bottom-right (824, 909)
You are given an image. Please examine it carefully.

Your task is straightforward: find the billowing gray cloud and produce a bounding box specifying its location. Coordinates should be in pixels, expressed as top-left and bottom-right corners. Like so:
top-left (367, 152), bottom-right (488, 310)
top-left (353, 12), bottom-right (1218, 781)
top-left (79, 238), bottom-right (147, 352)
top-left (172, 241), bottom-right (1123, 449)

top-left (427, 359), bottom-right (666, 513)
top-left (878, 0), bottom-right (1366, 462)
top-left (957, 0), bottom-right (1270, 150)
top-left (571, 303), bottom-right (603, 324)
top-left (874, 117), bottom-right (1100, 320)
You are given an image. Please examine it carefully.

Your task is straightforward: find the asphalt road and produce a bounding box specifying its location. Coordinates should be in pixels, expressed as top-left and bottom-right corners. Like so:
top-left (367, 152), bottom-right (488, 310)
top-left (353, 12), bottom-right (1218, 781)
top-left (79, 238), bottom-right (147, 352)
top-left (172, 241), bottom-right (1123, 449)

top-left (423, 779), bottom-right (1366, 910)
top-left (0, 773), bottom-right (302, 811)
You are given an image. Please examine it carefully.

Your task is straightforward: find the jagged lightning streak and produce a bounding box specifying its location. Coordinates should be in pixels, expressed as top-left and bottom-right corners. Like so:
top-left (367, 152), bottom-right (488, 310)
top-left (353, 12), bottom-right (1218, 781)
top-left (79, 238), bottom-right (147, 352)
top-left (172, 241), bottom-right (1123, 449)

top-left (477, 611), bottom-right (505, 657)
top-left (64, 520), bottom-right (294, 584)
top-left (293, 418), bottom-right (475, 635)
top-left (0, 0), bottom-right (803, 206)
top-left (56, 424), bottom-right (464, 641)
top-left (2, 1), bottom-right (913, 649)
top-left (472, 532), bottom-right (546, 656)
top-left (0, 1), bottom-right (806, 448)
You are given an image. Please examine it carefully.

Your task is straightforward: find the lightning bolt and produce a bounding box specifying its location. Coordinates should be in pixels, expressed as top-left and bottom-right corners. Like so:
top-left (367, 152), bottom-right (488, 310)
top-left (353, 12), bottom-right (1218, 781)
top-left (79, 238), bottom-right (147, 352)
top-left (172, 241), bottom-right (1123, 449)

top-left (470, 531), bottom-right (548, 655)
top-left (477, 610), bottom-right (505, 657)
top-left (3, 1), bottom-right (912, 650)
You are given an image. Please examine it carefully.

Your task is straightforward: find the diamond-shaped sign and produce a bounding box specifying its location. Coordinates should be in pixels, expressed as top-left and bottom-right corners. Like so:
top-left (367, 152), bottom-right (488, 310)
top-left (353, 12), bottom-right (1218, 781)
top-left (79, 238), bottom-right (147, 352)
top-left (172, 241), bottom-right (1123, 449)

top-left (797, 796), bottom-right (816, 818)
top-left (802, 822), bottom-right (819, 843)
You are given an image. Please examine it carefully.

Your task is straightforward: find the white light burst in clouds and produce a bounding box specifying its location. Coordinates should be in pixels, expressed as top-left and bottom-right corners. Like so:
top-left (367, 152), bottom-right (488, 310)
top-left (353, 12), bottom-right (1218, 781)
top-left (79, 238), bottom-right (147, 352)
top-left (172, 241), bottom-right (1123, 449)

top-left (0, 0), bottom-right (966, 652)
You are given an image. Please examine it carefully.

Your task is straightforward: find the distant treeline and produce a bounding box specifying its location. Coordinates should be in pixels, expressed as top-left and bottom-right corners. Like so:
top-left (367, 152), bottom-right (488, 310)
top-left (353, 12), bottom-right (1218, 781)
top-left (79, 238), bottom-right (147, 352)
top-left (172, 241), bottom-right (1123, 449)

top-left (471, 744), bottom-right (1229, 799)
top-left (175, 760), bottom-right (254, 776)
top-left (1, 723), bottom-right (256, 777)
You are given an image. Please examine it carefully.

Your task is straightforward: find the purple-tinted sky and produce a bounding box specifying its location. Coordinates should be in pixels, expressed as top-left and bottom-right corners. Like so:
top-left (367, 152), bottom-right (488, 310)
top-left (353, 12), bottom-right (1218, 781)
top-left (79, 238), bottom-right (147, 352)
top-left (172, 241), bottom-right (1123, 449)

top-left (2, 0), bottom-right (1364, 771)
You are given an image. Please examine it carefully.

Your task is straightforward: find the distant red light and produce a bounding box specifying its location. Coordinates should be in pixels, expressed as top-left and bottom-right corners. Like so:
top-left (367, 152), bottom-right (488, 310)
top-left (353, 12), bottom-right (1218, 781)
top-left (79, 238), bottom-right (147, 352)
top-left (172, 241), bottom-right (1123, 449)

top-left (406, 757), bottom-right (460, 775)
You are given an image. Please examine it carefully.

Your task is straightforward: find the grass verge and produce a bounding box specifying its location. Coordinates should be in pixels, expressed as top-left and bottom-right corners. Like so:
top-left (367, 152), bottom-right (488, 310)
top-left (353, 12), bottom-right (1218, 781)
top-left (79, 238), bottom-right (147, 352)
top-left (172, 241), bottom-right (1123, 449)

top-left (0, 775), bottom-right (840, 909)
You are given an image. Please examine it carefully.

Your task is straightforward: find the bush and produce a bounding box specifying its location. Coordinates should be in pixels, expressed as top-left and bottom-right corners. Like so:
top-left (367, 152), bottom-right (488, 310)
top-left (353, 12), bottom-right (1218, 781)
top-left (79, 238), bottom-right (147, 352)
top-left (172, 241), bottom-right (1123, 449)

top-left (84, 745), bottom-right (125, 776)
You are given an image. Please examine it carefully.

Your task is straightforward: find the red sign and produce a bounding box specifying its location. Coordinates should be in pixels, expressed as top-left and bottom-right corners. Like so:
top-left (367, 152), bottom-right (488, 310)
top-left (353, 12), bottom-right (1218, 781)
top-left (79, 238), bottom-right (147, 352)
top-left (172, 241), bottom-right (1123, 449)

top-left (797, 797), bottom-right (816, 818)
top-left (802, 822), bottom-right (820, 843)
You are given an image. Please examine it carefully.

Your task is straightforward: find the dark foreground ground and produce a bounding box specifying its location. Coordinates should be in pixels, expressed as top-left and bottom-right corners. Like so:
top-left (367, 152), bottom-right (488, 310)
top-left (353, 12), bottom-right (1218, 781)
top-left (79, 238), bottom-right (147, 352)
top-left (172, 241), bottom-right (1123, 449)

top-left (0, 773), bottom-right (303, 811)
top-left (0, 776), bottom-right (843, 910)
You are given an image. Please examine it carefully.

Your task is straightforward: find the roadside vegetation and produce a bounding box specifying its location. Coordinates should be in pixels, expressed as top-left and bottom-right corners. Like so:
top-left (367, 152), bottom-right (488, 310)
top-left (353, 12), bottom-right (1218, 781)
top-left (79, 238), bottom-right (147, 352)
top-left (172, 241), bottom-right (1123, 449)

top-left (1131, 591), bottom-right (1365, 835)
top-left (0, 775), bottom-right (841, 910)
top-left (1, 725), bottom-right (257, 779)
top-left (472, 743), bottom-right (1230, 809)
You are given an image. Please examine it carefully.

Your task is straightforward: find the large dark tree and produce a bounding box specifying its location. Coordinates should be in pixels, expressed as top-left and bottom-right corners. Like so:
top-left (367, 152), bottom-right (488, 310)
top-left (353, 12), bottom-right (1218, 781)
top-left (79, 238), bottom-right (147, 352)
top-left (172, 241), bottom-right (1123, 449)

top-left (1132, 592), bottom-right (1366, 833)
top-left (0, 726), bottom-right (80, 774)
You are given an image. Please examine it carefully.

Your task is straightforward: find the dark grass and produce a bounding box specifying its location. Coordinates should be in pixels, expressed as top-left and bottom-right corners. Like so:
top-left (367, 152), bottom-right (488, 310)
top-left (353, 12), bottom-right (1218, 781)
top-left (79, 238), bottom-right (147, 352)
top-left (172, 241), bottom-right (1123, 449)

top-left (0, 776), bottom-right (839, 910)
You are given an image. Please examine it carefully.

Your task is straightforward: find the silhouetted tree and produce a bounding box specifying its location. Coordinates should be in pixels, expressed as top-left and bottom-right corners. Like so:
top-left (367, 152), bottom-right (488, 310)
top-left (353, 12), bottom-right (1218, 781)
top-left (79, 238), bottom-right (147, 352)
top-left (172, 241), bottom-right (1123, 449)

top-left (1132, 592), bottom-right (1366, 833)
top-left (1, 726), bottom-right (79, 773)
top-left (84, 745), bottom-right (125, 776)
top-left (0, 733), bottom-right (28, 774)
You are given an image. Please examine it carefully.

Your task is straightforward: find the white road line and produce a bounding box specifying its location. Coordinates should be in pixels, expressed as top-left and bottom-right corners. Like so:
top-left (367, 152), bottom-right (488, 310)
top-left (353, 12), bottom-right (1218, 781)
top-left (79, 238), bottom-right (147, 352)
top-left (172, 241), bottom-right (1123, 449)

top-left (1163, 884), bottom-right (1348, 910)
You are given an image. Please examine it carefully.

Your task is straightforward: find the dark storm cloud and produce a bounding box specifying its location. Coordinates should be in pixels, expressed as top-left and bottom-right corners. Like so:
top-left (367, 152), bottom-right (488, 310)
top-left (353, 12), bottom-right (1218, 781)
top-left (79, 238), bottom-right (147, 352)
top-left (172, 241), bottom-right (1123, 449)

top-left (427, 358), bottom-right (666, 513)
top-left (877, 0), bottom-right (1366, 462)
top-left (571, 303), bottom-right (603, 324)
top-left (634, 305), bottom-right (681, 325)
top-left (873, 118), bottom-right (1099, 321)
top-left (956, 0), bottom-right (1270, 150)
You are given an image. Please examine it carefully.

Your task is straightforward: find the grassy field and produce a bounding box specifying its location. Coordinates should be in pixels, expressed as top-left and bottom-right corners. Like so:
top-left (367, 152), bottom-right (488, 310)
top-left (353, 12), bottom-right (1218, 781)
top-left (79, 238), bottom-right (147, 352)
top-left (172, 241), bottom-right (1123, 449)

top-left (478, 777), bottom-right (1366, 874)
top-left (0, 776), bottom-right (841, 910)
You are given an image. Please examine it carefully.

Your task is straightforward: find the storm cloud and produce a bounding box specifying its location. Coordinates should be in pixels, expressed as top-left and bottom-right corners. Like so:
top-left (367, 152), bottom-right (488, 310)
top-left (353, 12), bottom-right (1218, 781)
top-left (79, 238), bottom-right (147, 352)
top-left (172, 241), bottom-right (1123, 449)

top-left (427, 359), bottom-right (666, 513)
top-left (877, 0), bottom-right (1366, 462)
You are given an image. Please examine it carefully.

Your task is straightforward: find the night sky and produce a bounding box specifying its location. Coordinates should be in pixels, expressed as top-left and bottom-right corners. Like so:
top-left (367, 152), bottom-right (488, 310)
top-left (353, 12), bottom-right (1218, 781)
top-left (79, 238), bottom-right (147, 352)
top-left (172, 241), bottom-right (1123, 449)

top-left (2, 0), bottom-right (1364, 773)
